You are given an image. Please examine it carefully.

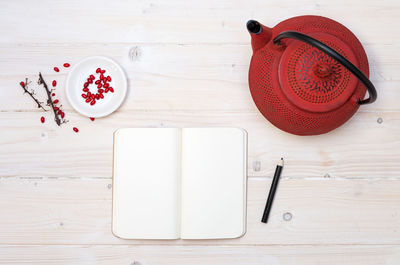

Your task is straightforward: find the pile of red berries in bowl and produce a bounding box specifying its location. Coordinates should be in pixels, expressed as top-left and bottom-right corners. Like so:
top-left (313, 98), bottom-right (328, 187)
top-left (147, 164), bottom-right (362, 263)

top-left (66, 56), bottom-right (127, 118)
top-left (81, 68), bottom-right (114, 106)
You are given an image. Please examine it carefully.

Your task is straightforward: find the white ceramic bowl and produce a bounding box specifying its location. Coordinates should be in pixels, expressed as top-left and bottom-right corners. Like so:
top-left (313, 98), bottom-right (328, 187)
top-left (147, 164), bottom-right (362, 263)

top-left (66, 56), bottom-right (127, 118)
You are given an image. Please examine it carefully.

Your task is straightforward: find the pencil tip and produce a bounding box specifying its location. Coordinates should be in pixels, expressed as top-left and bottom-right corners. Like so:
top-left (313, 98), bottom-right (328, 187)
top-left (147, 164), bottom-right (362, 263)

top-left (279, 158), bottom-right (284, 167)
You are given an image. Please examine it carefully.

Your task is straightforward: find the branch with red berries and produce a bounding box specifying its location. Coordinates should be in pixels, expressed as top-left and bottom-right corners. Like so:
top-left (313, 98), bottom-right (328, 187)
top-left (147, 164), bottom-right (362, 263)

top-left (19, 78), bottom-right (47, 111)
top-left (38, 72), bottom-right (67, 126)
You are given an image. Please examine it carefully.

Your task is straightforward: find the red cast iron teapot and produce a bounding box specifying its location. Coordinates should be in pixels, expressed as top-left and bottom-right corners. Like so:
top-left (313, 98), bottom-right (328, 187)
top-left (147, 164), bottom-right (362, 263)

top-left (246, 16), bottom-right (377, 135)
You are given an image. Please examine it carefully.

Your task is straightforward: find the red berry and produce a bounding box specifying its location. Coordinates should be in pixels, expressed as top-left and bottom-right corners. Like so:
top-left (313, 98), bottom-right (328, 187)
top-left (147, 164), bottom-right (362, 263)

top-left (109, 87), bottom-right (114, 93)
top-left (54, 106), bottom-right (59, 111)
top-left (96, 68), bottom-right (101, 73)
top-left (100, 70), bottom-right (105, 74)
top-left (73, 127), bottom-right (79, 132)
top-left (99, 74), bottom-right (104, 80)
top-left (85, 98), bottom-right (91, 103)
top-left (52, 93), bottom-right (55, 96)
top-left (98, 89), bottom-right (104, 93)
top-left (63, 63), bottom-right (70, 67)
top-left (53, 99), bottom-right (59, 104)
top-left (40, 116), bottom-right (45, 123)
top-left (90, 117), bottom-right (95, 121)
top-left (97, 84), bottom-right (102, 88)
top-left (107, 76), bottom-right (111, 82)
top-left (83, 88), bottom-right (89, 92)
top-left (103, 83), bottom-right (109, 88)
top-left (99, 93), bottom-right (104, 99)
top-left (60, 112), bottom-right (65, 118)
top-left (105, 88), bottom-right (109, 93)
top-left (90, 75), bottom-right (95, 79)
top-left (84, 82), bottom-right (89, 88)
top-left (88, 79), bottom-right (93, 84)
top-left (91, 94), bottom-right (95, 99)
top-left (57, 110), bottom-right (62, 115)
top-left (90, 99), bottom-right (96, 105)
top-left (54, 67), bottom-right (59, 72)
top-left (82, 94), bottom-right (87, 98)
top-left (87, 92), bottom-right (91, 97)
top-left (20, 81), bottom-right (25, 87)
top-left (52, 80), bottom-right (57, 87)
top-left (95, 94), bottom-right (100, 100)
top-left (95, 80), bottom-right (101, 85)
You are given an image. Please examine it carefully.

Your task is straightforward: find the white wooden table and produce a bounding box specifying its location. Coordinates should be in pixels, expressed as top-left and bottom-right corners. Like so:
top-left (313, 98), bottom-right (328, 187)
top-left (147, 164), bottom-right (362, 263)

top-left (1, 0), bottom-right (399, 264)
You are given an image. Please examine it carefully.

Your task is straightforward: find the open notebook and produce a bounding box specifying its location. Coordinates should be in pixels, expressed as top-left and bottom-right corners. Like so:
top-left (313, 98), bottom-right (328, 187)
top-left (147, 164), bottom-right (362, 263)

top-left (112, 127), bottom-right (247, 239)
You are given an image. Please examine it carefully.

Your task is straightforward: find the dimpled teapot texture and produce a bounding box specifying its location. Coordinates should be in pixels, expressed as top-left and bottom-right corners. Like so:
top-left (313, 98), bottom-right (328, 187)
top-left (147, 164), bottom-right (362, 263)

top-left (247, 16), bottom-right (377, 135)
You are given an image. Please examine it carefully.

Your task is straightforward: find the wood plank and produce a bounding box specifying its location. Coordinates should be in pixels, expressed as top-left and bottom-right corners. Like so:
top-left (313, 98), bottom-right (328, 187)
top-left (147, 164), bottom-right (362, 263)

top-left (0, 177), bottom-right (399, 245)
top-left (0, 0), bottom-right (398, 44)
top-left (0, 0), bottom-right (398, 263)
top-left (0, 110), bottom-right (398, 179)
top-left (0, 43), bottom-right (398, 112)
top-left (0, 245), bottom-right (399, 265)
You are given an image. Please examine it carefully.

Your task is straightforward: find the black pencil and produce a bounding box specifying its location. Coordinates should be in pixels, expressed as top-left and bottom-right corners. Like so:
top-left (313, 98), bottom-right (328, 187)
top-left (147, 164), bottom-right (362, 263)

top-left (261, 158), bottom-right (284, 223)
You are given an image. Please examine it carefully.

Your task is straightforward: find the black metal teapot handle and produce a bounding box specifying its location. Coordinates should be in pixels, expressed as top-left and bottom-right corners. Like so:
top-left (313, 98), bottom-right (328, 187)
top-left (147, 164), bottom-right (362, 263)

top-left (273, 31), bottom-right (377, 105)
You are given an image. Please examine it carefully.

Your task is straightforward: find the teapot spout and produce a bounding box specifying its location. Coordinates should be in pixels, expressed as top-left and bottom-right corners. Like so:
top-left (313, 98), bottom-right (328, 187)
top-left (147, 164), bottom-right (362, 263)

top-left (247, 20), bottom-right (272, 52)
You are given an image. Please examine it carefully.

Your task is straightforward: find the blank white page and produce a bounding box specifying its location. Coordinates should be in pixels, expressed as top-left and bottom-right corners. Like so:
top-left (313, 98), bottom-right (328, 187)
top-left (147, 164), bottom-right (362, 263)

top-left (112, 128), bottom-right (180, 239)
top-left (180, 128), bottom-right (247, 239)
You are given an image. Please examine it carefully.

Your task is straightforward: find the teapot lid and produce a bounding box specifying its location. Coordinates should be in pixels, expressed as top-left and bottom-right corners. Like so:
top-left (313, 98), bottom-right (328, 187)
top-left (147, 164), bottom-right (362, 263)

top-left (278, 32), bottom-right (359, 113)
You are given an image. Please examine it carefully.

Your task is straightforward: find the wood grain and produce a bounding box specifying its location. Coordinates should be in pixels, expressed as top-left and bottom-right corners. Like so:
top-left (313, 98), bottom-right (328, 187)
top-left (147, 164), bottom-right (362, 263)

top-left (0, 177), bottom-right (399, 245)
top-left (0, 0), bottom-right (399, 263)
top-left (0, 0), bottom-right (399, 44)
top-left (0, 245), bottom-right (399, 265)
top-left (0, 43), bottom-right (398, 112)
top-left (0, 110), bottom-right (398, 179)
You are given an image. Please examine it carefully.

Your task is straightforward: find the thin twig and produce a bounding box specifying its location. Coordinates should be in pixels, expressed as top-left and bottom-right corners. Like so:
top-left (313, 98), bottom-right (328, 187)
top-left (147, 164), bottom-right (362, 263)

top-left (19, 78), bottom-right (47, 111)
top-left (38, 72), bottom-right (61, 126)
